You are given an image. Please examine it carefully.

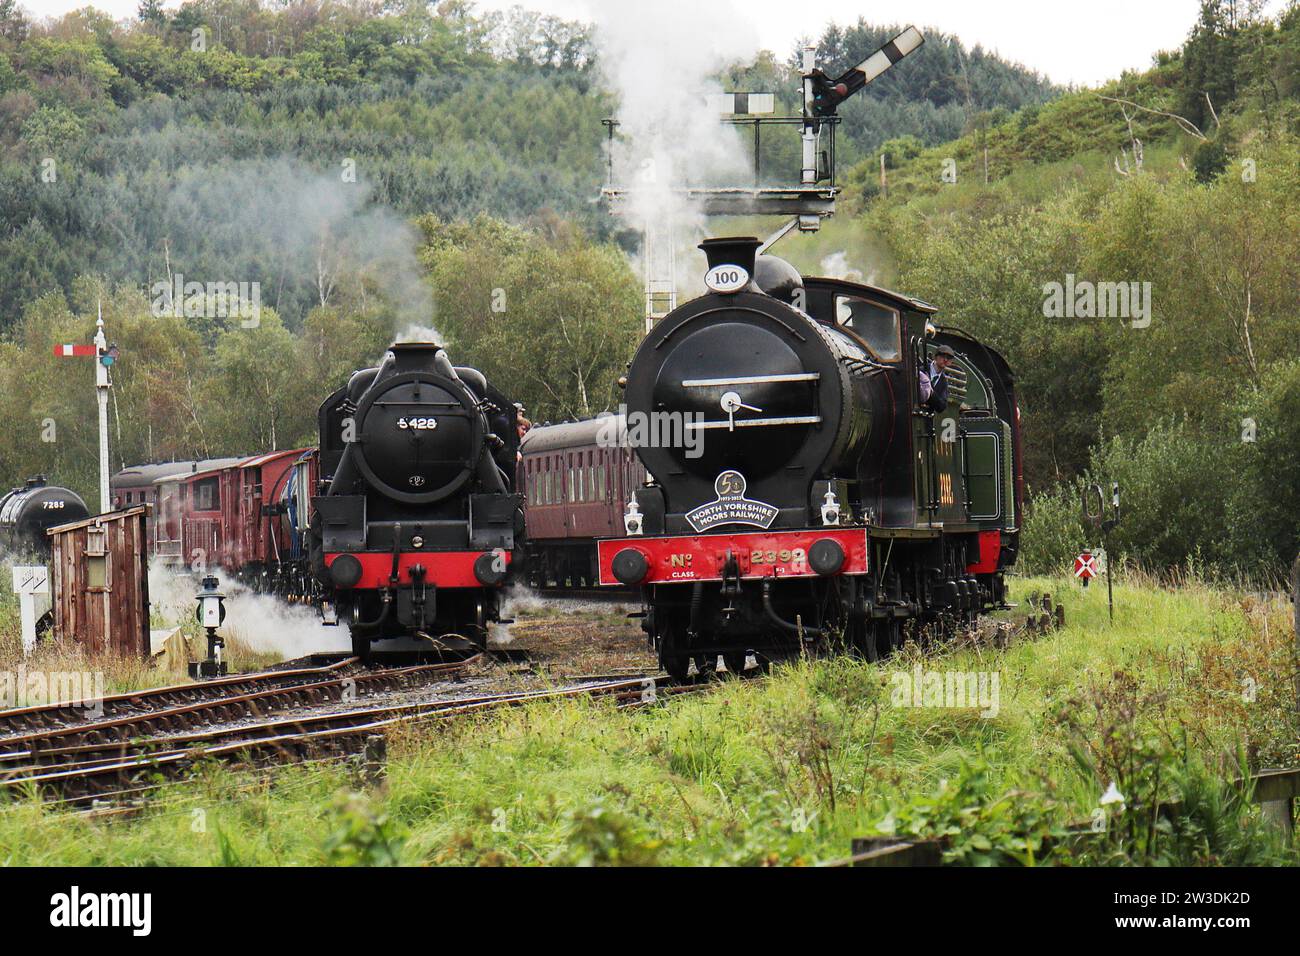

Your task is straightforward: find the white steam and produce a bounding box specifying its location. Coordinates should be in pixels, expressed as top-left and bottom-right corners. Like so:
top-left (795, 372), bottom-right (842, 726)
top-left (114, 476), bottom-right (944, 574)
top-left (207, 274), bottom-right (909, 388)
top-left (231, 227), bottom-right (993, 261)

top-left (588, 0), bottom-right (759, 298)
top-left (393, 323), bottom-right (445, 345)
top-left (820, 251), bottom-right (865, 283)
top-left (149, 564), bottom-right (351, 660)
top-left (159, 156), bottom-right (435, 332)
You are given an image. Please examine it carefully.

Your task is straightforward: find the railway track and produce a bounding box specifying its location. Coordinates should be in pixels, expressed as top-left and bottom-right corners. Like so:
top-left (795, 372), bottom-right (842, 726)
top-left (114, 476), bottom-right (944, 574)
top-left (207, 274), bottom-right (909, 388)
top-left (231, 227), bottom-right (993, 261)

top-left (0, 669), bottom-right (705, 807)
top-left (527, 586), bottom-right (636, 603)
top-left (0, 656), bottom-right (365, 736)
top-left (0, 657), bottom-right (475, 755)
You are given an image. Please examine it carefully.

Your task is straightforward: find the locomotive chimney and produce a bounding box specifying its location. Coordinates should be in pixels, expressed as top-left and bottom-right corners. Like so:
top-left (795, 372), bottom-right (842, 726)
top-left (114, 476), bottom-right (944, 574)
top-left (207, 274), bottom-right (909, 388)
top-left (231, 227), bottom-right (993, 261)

top-left (388, 342), bottom-right (445, 374)
top-left (698, 237), bottom-right (763, 278)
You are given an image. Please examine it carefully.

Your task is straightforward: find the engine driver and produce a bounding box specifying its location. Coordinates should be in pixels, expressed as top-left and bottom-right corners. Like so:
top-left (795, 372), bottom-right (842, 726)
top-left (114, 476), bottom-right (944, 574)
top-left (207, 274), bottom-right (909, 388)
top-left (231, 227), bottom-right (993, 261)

top-left (919, 344), bottom-right (956, 413)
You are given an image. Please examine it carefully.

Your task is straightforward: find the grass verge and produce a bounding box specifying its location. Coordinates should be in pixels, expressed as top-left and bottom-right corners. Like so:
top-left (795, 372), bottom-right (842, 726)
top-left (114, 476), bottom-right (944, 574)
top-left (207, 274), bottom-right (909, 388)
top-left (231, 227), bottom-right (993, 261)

top-left (0, 575), bottom-right (1296, 865)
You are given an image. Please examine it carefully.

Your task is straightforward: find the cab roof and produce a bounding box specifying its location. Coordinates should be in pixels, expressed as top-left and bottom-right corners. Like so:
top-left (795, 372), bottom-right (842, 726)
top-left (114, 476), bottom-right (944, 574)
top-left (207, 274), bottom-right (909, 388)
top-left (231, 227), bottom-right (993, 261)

top-left (804, 276), bottom-right (939, 315)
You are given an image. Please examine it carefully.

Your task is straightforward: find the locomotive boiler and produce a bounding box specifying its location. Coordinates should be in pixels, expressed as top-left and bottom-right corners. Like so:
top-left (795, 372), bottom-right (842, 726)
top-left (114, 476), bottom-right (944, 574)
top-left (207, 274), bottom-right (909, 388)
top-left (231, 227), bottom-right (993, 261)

top-left (311, 342), bottom-right (524, 656)
top-left (600, 237), bottom-right (1022, 677)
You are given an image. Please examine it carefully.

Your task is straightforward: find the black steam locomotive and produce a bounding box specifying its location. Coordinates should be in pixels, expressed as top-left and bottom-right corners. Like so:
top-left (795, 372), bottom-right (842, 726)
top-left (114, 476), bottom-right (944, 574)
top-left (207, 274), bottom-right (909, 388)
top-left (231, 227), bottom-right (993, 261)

top-left (600, 238), bottom-right (1021, 678)
top-left (0, 477), bottom-right (90, 557)
top-left (311, 343), bottom-right (525, 657)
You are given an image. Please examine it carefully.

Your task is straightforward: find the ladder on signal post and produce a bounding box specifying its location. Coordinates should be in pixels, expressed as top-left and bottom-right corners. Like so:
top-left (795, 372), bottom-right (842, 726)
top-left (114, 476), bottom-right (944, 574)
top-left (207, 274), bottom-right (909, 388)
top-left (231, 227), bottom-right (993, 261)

top-left (642, 214), bottom-right (677, 335)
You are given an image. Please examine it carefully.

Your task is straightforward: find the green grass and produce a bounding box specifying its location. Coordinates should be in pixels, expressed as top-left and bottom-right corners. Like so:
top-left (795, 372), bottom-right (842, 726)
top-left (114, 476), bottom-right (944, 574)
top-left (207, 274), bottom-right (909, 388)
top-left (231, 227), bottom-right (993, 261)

top-left (0, 575), bottom-right (1295, 866)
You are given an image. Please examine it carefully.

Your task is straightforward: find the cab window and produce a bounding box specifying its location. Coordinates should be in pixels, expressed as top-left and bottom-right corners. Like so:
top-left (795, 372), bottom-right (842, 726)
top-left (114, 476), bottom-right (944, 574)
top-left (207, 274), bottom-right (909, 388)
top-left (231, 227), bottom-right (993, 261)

top-left (835, 295), bottom-right (901, 362)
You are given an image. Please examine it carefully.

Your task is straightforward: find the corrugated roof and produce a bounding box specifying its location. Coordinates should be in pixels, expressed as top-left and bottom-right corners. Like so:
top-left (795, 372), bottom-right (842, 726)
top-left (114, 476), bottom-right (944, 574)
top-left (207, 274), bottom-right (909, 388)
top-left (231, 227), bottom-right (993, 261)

top-left (240, 448), bottom-right (309, 469)
top-left (113, 458), bottom-right (245, 487)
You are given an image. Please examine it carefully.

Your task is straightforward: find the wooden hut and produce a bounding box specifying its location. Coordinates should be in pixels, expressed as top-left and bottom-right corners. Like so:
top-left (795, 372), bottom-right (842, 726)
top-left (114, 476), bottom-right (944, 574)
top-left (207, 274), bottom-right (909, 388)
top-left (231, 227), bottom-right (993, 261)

top-left (48, 507), bottom-right (150, 658)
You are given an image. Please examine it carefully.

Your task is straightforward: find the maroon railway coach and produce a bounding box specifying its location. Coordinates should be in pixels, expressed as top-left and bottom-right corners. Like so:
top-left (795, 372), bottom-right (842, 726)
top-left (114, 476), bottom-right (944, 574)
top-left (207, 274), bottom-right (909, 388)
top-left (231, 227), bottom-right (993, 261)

top-left (519, 416), bottom-right (645, 588)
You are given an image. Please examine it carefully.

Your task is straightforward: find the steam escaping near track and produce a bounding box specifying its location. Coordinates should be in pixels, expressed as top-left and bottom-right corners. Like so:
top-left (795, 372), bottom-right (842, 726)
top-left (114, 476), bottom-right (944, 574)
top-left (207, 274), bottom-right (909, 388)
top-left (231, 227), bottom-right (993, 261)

top-left (588, 0), bottom-right (758, 297)
top-left (148, 565), bottom-right (351, 660)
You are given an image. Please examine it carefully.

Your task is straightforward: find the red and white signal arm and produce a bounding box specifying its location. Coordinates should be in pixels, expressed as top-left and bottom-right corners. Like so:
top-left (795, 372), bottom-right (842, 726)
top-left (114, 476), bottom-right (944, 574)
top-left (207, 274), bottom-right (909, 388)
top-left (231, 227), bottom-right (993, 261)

top-left (1074, 551), bottom-right (1098, 580)
top-left (54, 344), bottom-right (97, 357)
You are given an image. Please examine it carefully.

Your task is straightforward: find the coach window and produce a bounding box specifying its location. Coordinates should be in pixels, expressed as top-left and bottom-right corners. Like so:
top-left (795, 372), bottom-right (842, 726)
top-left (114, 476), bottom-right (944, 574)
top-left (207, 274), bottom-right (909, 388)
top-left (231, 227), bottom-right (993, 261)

top-left (835, 295), bottom-right (901, 362)
top-left (195, 477), bottom-right (219, 511)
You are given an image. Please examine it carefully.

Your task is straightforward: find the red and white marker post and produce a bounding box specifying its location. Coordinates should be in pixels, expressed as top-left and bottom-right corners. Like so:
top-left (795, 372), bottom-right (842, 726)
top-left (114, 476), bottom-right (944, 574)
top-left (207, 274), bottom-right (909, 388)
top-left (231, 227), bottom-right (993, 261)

top-left (1074, 550), bottom-right (1098, 586)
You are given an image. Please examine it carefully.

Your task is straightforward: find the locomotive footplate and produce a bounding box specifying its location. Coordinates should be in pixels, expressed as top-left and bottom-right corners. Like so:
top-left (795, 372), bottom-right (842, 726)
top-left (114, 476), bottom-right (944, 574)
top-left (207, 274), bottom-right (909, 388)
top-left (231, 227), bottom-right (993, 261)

top-left (598, 528), bottom-right (869, 588)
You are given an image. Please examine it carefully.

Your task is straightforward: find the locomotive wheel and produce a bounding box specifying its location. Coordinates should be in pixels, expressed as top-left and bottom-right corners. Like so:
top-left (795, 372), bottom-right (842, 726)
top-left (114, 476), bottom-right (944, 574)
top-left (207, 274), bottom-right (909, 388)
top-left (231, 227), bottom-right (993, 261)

top-left (841, 618), bottom-right (874, 661)
top-left (657, 624), bottom-right (685, 680)
top-left (722, 652), bottom-right (748, 676)
top-left (658, 623), bottom-right (701, 682)
top-left (662, 648), bottom-right (712, 681)
top-left (859, 621), bottom-right (882, 662)
top-left (874, 618), bottom-right (904, 658)
top-left (662, 651), bottom-right (692, 682)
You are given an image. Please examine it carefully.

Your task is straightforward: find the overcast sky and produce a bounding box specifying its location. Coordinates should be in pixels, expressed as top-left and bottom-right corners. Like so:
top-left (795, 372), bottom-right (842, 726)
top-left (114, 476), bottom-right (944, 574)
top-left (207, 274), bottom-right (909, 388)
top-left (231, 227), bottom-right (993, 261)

top-left (18, 0), bottom-right (1292, 87)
